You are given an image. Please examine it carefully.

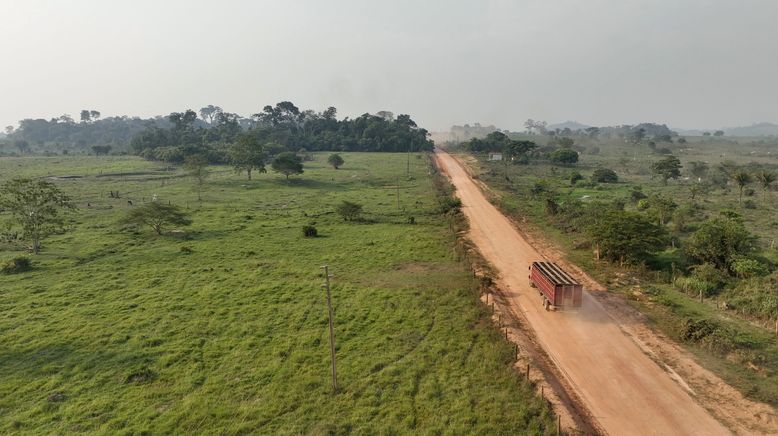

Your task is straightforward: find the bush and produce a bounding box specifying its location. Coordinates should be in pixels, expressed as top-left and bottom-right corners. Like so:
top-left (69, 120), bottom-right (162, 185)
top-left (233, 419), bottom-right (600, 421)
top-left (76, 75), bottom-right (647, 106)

top-left (1, 256), bottom-right (32, 274)
top-left (406, 215), bottom-right (416, 225)
top-left (179, 246), bottom-right (194, 254)
top-left (335, 201), bottom-right (363, 221)
top-left (302, 225), bottom-right (318, 237)
top-left (743, 199), bottom-right (757, 209)
top-left (570, 171), bottom-right (584, 185)
top-left (730, 256), bottom-right (769, 278)
top-left (591, 168), bottom-right (618, 183)
top-left (630, 189), bottom-right (647, 203)
top-left (438, 197), bottom-right (462, 214)
top-left (548, 148), bottom-right (579, 165)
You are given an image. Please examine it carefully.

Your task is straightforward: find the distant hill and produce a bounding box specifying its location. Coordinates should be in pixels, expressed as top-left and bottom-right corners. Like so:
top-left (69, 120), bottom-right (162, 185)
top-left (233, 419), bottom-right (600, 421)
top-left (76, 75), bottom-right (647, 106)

top-left (675, 122), bottom-right (778, 137)
top-left (725, 122), bottom-right (778, 137)
top-left (548, 121), bottom-right (590, 131)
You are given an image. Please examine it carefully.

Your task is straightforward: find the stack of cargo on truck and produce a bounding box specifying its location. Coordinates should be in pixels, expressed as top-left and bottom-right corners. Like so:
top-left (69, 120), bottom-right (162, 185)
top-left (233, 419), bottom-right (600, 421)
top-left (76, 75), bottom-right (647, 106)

top-left (528, 261), bottom-right (583, 311)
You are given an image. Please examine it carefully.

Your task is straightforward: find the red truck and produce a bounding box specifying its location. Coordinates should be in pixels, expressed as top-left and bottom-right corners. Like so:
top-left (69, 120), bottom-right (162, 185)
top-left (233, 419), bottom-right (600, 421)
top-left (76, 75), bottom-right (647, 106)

top-left (528, 261), bottom-right (583, 311)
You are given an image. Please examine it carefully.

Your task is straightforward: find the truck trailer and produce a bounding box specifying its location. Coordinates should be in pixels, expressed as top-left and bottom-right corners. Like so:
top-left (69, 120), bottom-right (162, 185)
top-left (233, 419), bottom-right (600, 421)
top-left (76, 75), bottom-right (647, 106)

top-left (528, 261), bottom-right (583, 311)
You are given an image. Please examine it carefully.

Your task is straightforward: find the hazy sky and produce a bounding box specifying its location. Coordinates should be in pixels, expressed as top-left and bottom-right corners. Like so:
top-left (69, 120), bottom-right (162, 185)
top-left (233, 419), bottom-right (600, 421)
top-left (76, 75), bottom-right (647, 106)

top-left (2, 0), bottom-right (777, 131)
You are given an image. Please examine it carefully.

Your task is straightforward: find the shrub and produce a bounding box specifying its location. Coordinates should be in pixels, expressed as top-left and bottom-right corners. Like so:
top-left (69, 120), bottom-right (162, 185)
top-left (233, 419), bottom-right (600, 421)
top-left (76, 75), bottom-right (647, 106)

top-left (548, 148), bottom-right (579, 165)
top-left (438, 197), bottom-right (462, 214)
top-left (179, 246), bottom-right (194, 254)
top-left (570, 171), bottom-right (584, 185)
top-left (1, 256), bottom-right (32, 274)
top-left (743, 199), bottom-right (757, 209)
top-left (406, 215), bottom-right (416, 225)
top-left (730, 256), bottom-right (769, 278)
top-left (630, 189), bottom-right (647, 203)
top-left (335, 201), bottom-right (363, 221)
top-left (591, 168), bottom-right (618, 183)
top-left (302, 225), bottom-right (318, 237)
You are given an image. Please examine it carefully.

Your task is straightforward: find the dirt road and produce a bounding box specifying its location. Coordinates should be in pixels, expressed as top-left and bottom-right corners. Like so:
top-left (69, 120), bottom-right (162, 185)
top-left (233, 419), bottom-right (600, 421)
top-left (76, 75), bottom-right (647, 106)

top-left (435, 149), bottom-right (730, 436)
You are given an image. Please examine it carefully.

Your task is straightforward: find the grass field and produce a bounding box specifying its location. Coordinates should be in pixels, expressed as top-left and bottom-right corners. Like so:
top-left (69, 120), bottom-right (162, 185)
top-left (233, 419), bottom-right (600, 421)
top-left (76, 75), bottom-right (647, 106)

top-left (0, 153), bottom-right (554, 434)
top-left (459, 135), bottom-right (778, 406)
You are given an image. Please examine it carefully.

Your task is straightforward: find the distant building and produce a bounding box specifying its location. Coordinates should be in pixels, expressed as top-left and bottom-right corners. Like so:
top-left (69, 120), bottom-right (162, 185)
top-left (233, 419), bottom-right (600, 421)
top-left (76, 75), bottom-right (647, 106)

top-left (488, 152), bottom-right (503, 161)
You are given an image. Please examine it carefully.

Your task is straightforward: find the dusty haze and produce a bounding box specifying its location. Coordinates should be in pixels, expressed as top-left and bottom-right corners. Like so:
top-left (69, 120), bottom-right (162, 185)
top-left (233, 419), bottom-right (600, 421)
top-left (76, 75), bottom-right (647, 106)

top-left (2, 0), bottom-right (777, 131)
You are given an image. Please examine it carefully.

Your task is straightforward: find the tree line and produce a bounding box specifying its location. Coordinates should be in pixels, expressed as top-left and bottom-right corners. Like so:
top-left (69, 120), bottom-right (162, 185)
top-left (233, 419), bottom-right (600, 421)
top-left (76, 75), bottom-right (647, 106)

top-left (3, 102), bottom-right (433, 159)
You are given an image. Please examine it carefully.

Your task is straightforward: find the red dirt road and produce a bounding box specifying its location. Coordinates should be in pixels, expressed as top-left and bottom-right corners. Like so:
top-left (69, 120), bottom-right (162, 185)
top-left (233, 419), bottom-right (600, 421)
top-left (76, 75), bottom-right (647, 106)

top-left (436, 150), bottom-right (729, 436)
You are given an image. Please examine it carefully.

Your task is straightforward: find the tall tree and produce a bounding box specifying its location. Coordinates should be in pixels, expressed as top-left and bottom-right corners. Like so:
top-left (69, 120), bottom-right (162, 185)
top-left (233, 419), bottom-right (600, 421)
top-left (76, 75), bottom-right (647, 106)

top-left (730, 170), bottom-right (752, 204)
top-left (184, 154), bottom-right (209, 201)
top-left (0, 178), bottom-right (75, 254)
top-left (271, 152), bottom-right (304, 180)
top-left (755, 171), bottom-right (776, 203)
top-left (80, 110), bottom-right (92, 123)
top-left (199, 105), bottom-right (223, 124)
top-left (650, 155), bottom-right (682, 184)
top-left (228, 133), bottom-right (266, 180)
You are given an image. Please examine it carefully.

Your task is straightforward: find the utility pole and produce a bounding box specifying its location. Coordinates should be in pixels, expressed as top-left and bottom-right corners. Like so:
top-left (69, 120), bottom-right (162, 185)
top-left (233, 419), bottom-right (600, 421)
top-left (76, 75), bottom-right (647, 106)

top-left (396, 177), bottom-right (400, 210)
top-left (407, 145), bottom-right (411, 178)
top-left (322, 265), bottom-right (338, 393)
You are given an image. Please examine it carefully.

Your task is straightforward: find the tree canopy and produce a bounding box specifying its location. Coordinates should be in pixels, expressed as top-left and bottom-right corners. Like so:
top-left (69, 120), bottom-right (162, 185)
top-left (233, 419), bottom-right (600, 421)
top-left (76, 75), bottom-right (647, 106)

top-left (585, 210), bottom-right (667, 265)
top-left (271, 152), bottom-right (304, 180)
top-left (685, 217), bottom-right (755, 272)
top-left (650, 155), bottom-right (682, 184)
top-left (327, 153), bottom-right (345, 169)
top-left (121, 202), bottom-right (192, 235)
top-left (0, 178), bottom-right (75, 253)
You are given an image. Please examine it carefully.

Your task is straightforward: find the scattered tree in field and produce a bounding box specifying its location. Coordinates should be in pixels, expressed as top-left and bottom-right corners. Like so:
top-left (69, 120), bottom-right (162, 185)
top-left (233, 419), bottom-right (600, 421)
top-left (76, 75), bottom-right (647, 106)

top-left (505, 139), bottom-right (537, 161)
top-left (730, 170), bottom-right (752, 204)
top-left (327, 153), bottom-right (344, 169)
top-left (229, 133), bottom-right (266, 180)
top-left (755, 171), bottom-right (776, 203)
top-left (121, 201), bottom-right (192, 235)
top-left (335, 200), bottom-right (363, 221)
top-left (650, 155), bottom-right (682, 184)
top-left (685, 218), bottom-right (754, 272)
top-left (591, 168), bottom-right (618, 183)
top-left (184, 154), bottom-right (209, 201)
top-left (585, 210), bottom-right (667, 265)
top-left (570, 171), bottom-right (584, 185)
top-left (271, 152), bottom-right (304, 180)
top-left (713, 130), bottom-right (725, 136)
top-left (688, 161), bottom-right (709, 180)
top-left (643, 195), bottom-right (677, 226)
top-left (91, 145), bottom-right (112, 156)
top-left (548, 148), bottom-right (578, 166)
top-left (0, 178), bottom-right (75, 254)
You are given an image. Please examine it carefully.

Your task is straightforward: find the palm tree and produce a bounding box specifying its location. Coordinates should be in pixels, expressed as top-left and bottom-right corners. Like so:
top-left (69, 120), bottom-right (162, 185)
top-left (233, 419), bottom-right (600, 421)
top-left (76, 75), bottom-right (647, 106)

top-left (731, 171), bottom-right (752, 204)
top-left (755, 171), bottom-right (776, 203)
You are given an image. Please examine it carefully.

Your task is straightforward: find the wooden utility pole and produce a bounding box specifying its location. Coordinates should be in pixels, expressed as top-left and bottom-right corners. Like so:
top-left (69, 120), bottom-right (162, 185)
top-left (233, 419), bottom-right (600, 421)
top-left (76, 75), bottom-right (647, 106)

top-left (396, 177), bottom-right (401, 210)
top-left (407, 147), bottom-right (411, 178)
top-left (322, 265), bottom-right (338, 393)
